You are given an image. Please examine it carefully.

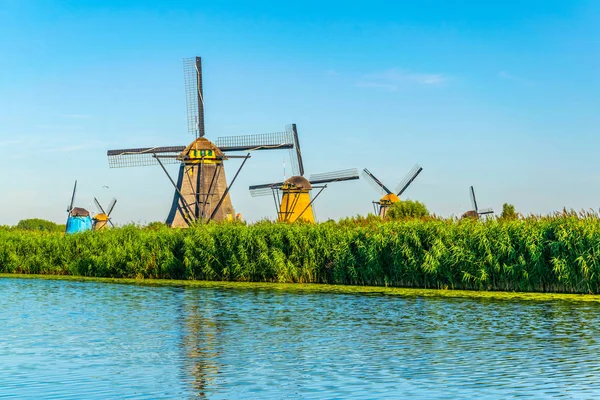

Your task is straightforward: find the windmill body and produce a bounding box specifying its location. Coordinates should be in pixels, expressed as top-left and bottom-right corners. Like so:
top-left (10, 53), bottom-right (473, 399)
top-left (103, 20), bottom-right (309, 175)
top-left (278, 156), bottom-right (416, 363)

top-left (278, 176), bottom-right (315, 223)
top-left (65, 180), bottom-right (93, 234)
top-left (250, 131), bottom-right (359, 223)
top-left (107, 57), bottom-right (297, 227)
top-left (165, 138), bottom-right (234, 226)
top-left (461, 186), bottom-right (494, 220)
top-left (362, 165), bottom-right (423, 218)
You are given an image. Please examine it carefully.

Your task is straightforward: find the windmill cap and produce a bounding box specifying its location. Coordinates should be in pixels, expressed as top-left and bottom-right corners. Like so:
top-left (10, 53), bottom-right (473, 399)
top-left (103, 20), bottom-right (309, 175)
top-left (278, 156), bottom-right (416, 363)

top-left (94, 213), bottom-right (109, 221)
top-left (284, 175), bottom-right (312, 190)
top-left (70, 207), bottom-right (90, 217)
top-left (183, 137), bottom-right (224, 156)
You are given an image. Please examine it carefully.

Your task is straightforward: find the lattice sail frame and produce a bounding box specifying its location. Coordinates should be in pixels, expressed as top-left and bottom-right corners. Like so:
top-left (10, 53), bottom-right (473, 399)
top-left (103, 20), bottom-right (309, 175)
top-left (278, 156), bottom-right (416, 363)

top-left (107, 146), bottom-right (185, 168)
top-left (470, 186), bottom-right (478, 211)
top-left (361, 168), bottom-right (392, 196)
top-left (395, 164), bottom-right (423, 196)
top-left (309, 168), bottom-right (360, 184)
top-left (215, 130), bottom-right (294, 152)
top-left (183, 57), bottom-right (204, 138)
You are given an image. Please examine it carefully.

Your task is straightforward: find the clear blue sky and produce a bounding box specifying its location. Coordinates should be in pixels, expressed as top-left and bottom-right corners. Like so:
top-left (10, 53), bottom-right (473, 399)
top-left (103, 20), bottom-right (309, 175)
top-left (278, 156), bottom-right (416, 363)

top-left (1, 0), bottom-right (599, 225)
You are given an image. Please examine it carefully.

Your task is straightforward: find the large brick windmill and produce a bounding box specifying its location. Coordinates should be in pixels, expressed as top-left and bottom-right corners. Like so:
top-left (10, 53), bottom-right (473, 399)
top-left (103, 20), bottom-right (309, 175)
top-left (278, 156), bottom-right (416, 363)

top-left (362, 164), bottom-right (423, 217)
top-left (249, 129), bottom-right (359, 223)
top-left (107, 57), bottom-right (298, 227)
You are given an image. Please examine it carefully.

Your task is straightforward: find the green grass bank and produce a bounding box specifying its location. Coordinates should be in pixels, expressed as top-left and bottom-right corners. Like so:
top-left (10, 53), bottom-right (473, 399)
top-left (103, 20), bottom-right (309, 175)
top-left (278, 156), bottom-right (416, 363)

top-left (4, 273), bottom-right (600, 303)
top-left (2, 215), bottom-right (600, 294)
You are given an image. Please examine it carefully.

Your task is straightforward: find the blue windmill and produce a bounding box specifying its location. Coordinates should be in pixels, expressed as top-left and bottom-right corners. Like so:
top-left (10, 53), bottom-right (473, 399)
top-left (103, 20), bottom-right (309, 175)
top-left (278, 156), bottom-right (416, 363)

top-left (65, 180), bottom-right (93, 234)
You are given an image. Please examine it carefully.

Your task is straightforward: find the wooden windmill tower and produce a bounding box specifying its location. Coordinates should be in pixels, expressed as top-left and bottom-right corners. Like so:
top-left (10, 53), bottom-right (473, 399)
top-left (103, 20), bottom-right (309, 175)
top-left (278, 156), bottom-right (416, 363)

top-left (106, 57), bottom-right (298, 227)
top-left (93, 197), bottom-right (117, 230)
top-left (461, 186), bottom-right (494, 219)
top-left (249, 129), bottom-right (360, 223)
top-left (362, 164), bottom-right (423, 217)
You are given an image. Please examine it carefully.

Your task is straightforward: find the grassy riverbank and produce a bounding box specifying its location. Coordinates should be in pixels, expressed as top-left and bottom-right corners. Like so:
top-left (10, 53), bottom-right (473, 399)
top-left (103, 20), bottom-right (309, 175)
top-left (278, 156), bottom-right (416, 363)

top-left (2, 214), bottom-right (600, 293)
top-left (3, 273), bottom-right (600, 303)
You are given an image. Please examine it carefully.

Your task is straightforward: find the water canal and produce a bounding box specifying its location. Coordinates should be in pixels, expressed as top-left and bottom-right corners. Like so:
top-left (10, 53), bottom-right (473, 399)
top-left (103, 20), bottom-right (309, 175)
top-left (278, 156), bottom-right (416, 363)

top-left (1, 277), bottom-right (599, 399)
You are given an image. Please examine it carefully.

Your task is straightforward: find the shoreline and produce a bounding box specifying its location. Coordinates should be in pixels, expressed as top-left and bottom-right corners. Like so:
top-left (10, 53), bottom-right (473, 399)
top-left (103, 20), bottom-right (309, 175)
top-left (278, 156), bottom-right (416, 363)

top-left (3, 273), bottom-right (600, 303)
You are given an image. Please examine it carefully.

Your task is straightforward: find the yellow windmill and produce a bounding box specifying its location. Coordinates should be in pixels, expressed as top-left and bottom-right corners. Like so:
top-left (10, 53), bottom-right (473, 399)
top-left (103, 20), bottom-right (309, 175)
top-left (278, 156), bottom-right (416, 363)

top-left (362, 164), bottom-right (423, 217)
top-left (249, 127), bottom-right (359, 223)
top-left (92, 197), bottom-right (117, 230)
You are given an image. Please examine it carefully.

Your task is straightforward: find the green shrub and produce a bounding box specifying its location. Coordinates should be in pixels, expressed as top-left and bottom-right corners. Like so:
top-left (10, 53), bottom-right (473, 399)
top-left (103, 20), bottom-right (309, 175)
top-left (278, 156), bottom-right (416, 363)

top-left (15, 218), bottom-right (64, 232)
top-left (501, 203), bottom-right (517, 220)
top-left (386, 200), bottom-right (429, 220)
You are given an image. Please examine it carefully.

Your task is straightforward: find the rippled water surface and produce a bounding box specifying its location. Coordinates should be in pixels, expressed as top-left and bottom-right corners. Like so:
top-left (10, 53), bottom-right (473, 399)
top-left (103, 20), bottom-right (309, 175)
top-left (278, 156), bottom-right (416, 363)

top-left (1, 278), bottom-right (600, 399)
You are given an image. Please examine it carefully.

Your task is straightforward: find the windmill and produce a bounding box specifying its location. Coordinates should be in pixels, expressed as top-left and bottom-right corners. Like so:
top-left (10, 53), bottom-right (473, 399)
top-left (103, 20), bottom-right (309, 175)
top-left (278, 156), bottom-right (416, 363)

top-left (93, 197), bottom-right (117, 230)
top-left (65, 180), bottom-right (93, 234)
top-left (106, 57), bottom-right (298, 227)
top-left (249, 133), bottom-right (359, 223)
top-left (461, 186), bottom-right (494, 219)
top-left (362, 164), bottom-right (423, 217)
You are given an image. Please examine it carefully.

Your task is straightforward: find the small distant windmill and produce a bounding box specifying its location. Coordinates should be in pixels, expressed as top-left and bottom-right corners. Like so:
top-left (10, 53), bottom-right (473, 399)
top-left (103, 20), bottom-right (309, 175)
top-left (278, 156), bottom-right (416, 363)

top-left (461, 186), bottom-right (494, 219)
top-left (249, 133), bottom-right (359, 223)
top-left (107, 57), bottom-right (298, 227)
top-left (65, 180), bottom-right (93, 234)
top-left (93, 197), bottom-right (117, 230)
top-left (362, 164), bottom-right (423, 217)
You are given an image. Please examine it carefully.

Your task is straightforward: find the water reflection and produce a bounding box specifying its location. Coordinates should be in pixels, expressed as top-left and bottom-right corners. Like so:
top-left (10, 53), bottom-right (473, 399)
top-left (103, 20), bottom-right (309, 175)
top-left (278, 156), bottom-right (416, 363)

top-left (178, 289), bottom-right (222, 398)
top-left (1, 278), bottom-right (600, 399)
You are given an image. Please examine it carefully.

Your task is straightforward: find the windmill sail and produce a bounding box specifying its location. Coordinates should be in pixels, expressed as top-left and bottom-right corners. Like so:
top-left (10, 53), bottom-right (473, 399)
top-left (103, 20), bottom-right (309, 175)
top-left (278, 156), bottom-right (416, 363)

top-left (94, 197), bottom-right (106, 214)
top-left (478, 207), bottom-right (494, 215)
top-left (68, 180), bottom-right (77, 212)
top-left (470, 186), bottom-right (478, 212)
top-left (395, 164), bottom-right (423, 196)
top-left (362, 168), bottom-right (392, 195)
top-left (107, 198), bottom-right (117, 216)
top-left (214, 131), bottom-right (294, 152)
top-left (249, 181), bottom-right (284, 196)
top-left (183, 57), bottom-right (204, 138)
top-left (287, 124), bottom-right (304, 177)
top-left (107, 146), bottom-right (185, 168)
top-left (309, 169), bottom-right (360, 185)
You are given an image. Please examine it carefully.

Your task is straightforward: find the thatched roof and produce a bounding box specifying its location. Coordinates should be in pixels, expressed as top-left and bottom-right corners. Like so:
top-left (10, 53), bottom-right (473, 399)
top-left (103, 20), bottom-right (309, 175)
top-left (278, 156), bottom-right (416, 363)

top-left (70, 207), bottom-right (90, 217)
top-left (284, 175), bottom-right (312, 190)
top-left (461, 210), bottom-right (479, 219)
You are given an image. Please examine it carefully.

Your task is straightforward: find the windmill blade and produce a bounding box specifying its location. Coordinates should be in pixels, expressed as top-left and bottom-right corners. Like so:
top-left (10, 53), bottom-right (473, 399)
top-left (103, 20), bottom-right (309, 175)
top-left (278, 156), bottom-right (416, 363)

top-left (106, 146), bottom-right (184, 168)
top-left (249, 181), bottom-right (284, 191)
top-left (362, 168), bottom-right (392, 195)
top-left (478, 208), bottom-right (494, 215)
top-left (470, 186), bottom-right (478, 212)
top-left (395, 164), bottom-right (423, 196)
top-left (106, 198), bottom-right (117, 216)
top-left (249, 182), bottom-right (284, 197)
top-left (309, 169), bottom-right (360, 185)
top-left (94, 197), bottom-right (106, 215)
top-left (68, 180), bottom-right (77, 212)
top-left (287, 124), bottom-right (304, 177)
top-left (183, 57), bottom-right (204, 138)
top-left (250, 187), bottom-right (278, 197)
top-left (215, 130), bottom-right (294, 152)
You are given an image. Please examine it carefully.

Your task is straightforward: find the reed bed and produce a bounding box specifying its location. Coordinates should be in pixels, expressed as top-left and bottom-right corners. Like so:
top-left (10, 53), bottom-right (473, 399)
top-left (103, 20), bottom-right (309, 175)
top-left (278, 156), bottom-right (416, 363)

top-left (2, 214), bottom-right (600, 293)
